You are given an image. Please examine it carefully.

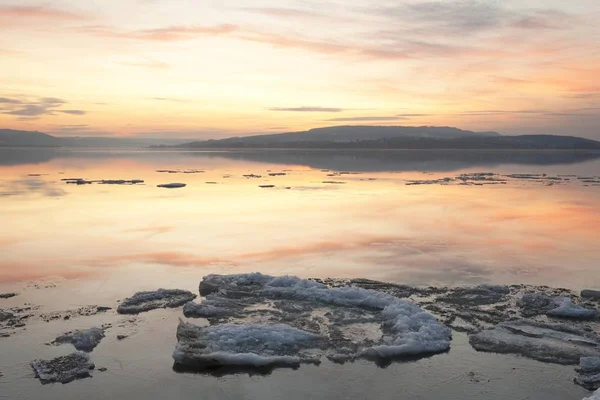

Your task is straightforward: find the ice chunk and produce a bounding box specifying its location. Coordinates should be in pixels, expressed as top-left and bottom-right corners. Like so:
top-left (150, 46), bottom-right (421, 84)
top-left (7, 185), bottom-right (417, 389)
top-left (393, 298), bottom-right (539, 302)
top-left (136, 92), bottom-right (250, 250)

top-left (582, 290), bottom-right (600, 300)
top-left (579, 357), bottom-right (600, 374)
top-left (0, 293), bottom-right (17, 299)
top-left (438, 285), bottom-right (510, 305)
top-left (0, 310), bottom-right (13, 321)
top-left (157, 183), bottom-right (186, 189)
top-left (173, 321), bottom-right (321, 369)
top-left (183, 296), bottom-right (245, 318)
top-left (576, 357), bottom-right (600, 390)
top-left (576, 373), bottom-right (600, 391)
top-left (547, 298), bottom-right (598, 320)
top-left (194, 274), bottom-right (451, 363)
top-left (517, 292), bottom-right (556, 316)
top-left (583, 388), bottom-right (600, 400)
top-left (31, 352), bottom-right (95, 384)
top-left (199, 272), bottom-right (274, 296)
top-left (469, 320), bottom-right (600, 364)
top-left (53, 327), bottom-right (105, 352)
top-left (117, 289), bottom-right (196, 314)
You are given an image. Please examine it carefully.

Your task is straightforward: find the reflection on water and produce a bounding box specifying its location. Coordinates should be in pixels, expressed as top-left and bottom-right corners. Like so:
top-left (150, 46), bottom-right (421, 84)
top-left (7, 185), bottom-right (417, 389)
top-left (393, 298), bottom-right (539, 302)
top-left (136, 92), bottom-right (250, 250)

top-left (0, 148), bottom-right (599, 289)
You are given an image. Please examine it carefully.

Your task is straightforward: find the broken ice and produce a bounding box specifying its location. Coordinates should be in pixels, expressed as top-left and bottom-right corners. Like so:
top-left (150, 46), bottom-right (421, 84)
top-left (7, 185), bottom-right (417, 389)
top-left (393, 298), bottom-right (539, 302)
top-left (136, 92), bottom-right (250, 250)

top-left (175, 273), bottom-right (451, 371)
top-left (117, 288), bottom-right (196, 314)
top-left (31, 352), bottom-right (95, 384)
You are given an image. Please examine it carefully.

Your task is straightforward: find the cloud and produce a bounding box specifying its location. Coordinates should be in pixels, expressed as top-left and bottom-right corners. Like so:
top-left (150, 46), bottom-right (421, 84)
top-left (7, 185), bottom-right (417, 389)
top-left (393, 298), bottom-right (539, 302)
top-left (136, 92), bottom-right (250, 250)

top-left (459, 109), bottom-right (547, 116)
top-left (58, 109), bottom-right (86, 115)
top-left (0, 97), bottom-right (21, 104)
top-left (244, 8), bottom-right (325, 19)
top-left (1, 96), bottom-right (86, 117)
top-left (326, 116), bottom-right (407, 122)
top-left (0, 5), bottom-right (84, 21)
top-left (122, 60), bottom-right (169, 69)
top-left (397, 113), bottom-right (433, 117)
top-left (379, 2), bottom-right (574, 36)
top-left (78, 24), bottom-right (237, 42)
top-left (269, 106), bottom-right (343, 112)
top-left (148, 97), bottom-right (185, 102)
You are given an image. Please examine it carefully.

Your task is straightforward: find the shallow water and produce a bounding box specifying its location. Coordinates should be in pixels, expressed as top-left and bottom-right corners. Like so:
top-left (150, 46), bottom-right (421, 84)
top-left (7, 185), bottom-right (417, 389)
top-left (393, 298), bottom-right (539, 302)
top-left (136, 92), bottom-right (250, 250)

top-left (1, 148), bottom-right (600, 399)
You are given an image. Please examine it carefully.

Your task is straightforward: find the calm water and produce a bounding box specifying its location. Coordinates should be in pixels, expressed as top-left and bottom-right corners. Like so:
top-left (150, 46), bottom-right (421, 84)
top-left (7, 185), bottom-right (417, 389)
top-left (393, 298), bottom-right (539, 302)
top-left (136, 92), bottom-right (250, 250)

top-left (1, 148), bottom-right (599, 400)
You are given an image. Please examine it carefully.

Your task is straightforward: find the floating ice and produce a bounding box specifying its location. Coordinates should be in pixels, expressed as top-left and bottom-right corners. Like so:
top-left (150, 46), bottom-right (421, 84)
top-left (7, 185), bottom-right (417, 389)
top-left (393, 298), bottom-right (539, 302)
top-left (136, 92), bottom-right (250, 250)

top-left (0, 310), bottom-right (13, 321)
top-left (576, 357), bottom-right (600, 390)
top-left (547, 298), bottom-right (598, 320)
top-left (582, 290), bottom-right (600, 300)
top-left (52, 327), bottom-right (105, 352)
top-left (580, 357), bottom-right (600, 374)
top-left (173, 321), bottom-right (321, 369)
top-left (469, 320), bottom-right (600, 364)
top-left (181, 274), bottom-right (451, 370)
top-left (31, 352), bottom-right (95, 384)
top-left (157, 183), bottom-right (186, 189)
top-left (517, 293), bottom-right (556, 316)
top-left (117, 289), bottom-right (196, 314)
top-left (583, 389), bottom-right (600, 400)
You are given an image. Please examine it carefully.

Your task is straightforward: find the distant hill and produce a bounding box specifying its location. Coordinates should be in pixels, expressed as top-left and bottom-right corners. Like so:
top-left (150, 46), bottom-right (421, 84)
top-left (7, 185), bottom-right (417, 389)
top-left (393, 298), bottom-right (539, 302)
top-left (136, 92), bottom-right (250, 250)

top-left (0, 129), bottom-right (188, 148)
top-left (176, 126), bottom-right (600, 150)
top-left (0, 129), bottom-right (60, 147)
top-left (178, 125), bottom-right (500, 148)
top-left (2, 127), bottom-right (600, 150)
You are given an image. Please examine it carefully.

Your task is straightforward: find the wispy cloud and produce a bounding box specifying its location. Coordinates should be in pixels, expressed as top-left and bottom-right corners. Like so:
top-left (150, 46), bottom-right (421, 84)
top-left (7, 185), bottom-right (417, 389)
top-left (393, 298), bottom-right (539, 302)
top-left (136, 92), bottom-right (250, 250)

top-left (1, 96), bottom-right (86, 117)
top-left (269, 106), bottom-right (343, 112)
top-left (0, 97), bottom-right (21, 104)
top-left (0, 5), bottom-right (85, 21)
top-left (78, 24), bottom-right (237, 42)
top-left (148, 97), bottom-right (186, 102)
top-left (326, 116), bottom-right (406, 122)
top-left (58, 109), bottom-right (86, 115)
top-left (122, 60), bottom-right (169, 69)
top-left (244, 8), bottom-right (325, 19)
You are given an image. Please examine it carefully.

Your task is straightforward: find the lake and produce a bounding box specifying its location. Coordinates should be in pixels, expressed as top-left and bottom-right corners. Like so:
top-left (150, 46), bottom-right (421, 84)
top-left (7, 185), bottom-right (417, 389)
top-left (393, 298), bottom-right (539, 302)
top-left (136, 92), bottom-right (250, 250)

top-left (0, 148), bottom-right (599, 399)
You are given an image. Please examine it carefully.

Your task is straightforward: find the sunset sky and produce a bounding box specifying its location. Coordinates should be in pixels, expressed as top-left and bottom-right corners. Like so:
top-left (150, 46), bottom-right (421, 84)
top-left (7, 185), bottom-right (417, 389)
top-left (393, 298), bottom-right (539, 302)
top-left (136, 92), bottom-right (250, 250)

top-left (1, 0), bottom-right (599, 139)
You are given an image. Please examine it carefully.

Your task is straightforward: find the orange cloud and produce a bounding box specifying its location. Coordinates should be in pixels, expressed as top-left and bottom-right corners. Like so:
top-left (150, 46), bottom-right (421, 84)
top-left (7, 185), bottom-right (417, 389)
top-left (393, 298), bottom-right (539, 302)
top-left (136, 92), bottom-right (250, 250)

top-left (78, 24), bottom-right (238, 41)
top-left (0, 5), bottom-right (84, 20)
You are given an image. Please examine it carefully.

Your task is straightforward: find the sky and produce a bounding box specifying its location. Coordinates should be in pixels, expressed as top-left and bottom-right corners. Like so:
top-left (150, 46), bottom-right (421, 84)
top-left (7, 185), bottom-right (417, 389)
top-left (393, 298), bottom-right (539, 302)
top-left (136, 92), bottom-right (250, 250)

top-left (0, 0), bottom-right (599, 139)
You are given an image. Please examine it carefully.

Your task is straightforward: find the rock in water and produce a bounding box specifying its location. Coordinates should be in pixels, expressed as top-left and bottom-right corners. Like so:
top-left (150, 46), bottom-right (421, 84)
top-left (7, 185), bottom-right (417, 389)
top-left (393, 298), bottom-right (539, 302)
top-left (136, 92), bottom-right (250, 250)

top-left (31, 352), bottom-right (95, 384)
top-left (469, 320), bottom-right (600, 364)
top-left (0, 293), bottom-right (17, 299)
top-left (53, 327), bottom-right (106, 352)
top-left (117, 289), bottom-right (196, 314)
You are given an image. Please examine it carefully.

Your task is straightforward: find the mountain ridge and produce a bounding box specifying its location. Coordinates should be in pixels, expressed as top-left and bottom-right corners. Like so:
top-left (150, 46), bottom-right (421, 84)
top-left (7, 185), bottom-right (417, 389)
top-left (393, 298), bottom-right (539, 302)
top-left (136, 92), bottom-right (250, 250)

top-left (2, 127), bottom-right (600, 150)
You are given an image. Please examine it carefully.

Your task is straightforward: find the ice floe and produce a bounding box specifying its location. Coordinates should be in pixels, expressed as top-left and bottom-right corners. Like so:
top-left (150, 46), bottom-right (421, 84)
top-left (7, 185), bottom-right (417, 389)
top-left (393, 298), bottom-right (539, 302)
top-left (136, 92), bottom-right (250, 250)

top-left (31, 352), bottom-right (95, 384)
top-left (583, 389), bottom-right (600, 400)
top-left (52, 327), bottom-right (106, 352)
top-left (173, 321), bottom-right (321, 369)
top-left (469, 320), bottom-right (600, 364)
top-left (582, 290), bottom-right (600, 300)
top-left (548, 298), bottom-right (598, 320)
top-left (178, 274), bottom-right (451, 370)
top-left (576, 357), bottom-right (600, 390)
top-left (157, 183), bottom-right (186, 189)
top-left (117, 289), bottom-right (196, 314)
